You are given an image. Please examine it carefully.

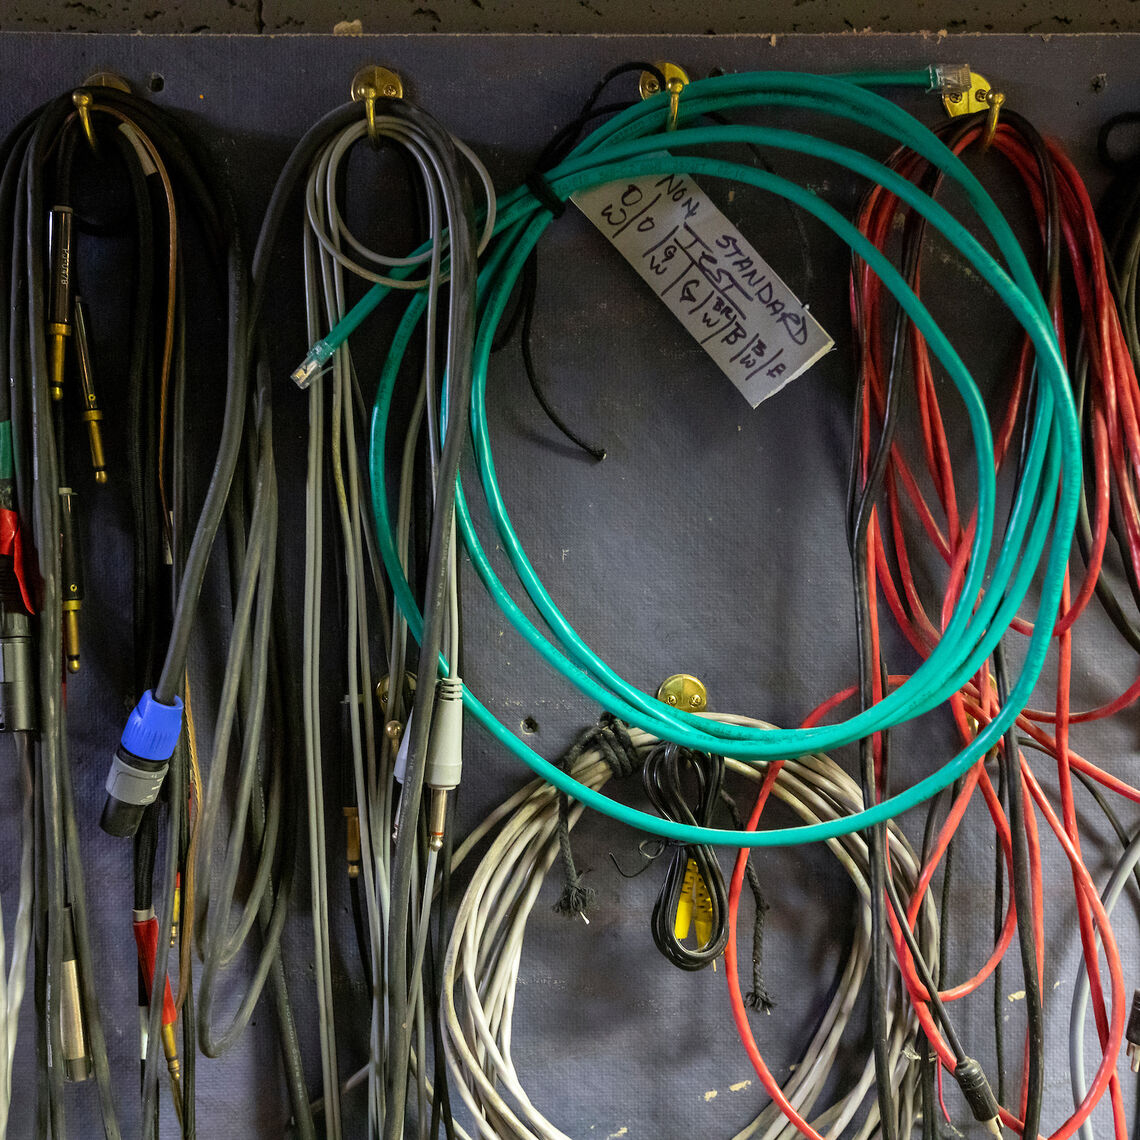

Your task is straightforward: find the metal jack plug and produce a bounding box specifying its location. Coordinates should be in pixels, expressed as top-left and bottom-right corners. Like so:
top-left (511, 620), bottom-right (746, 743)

top-left (425, 676), bottom-right (464, 849)
top-left (427, 787), bottom-right (448, 851)
top-left (47, 206), bottom-right (74, 402)
top-left (60, 906), bottom-right (91, 1082)
top-left (59, 486), bottom-right (83, 672)
top-left (73, 298), bottom-right (108, 483)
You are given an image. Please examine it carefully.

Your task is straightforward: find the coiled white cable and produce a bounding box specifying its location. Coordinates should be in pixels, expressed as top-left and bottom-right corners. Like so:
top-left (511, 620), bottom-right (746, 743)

top-left (440, 718), bottom-right (937, 1140)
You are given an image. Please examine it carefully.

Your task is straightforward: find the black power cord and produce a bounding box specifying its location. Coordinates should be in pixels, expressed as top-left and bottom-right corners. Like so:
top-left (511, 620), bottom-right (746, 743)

top-left (642, 742), bottom-right (729, 971)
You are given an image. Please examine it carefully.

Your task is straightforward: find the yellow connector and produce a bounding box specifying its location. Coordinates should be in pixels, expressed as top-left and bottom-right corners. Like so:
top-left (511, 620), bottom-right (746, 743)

top-left (170, 877), bottom-right (180, 948)
top-left (693, 871), bottom-right (714, 947)
top-left (62, 599), bottom-right (81, 673)
top-left (674, 859), bottom-right (700, 940)
top-left (161, 1021), bottom-right (183, 1125)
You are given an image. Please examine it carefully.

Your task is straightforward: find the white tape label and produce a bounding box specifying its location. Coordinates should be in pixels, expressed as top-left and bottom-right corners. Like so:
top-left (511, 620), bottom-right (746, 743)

top-left (574, 172), bottom-right (833, 407)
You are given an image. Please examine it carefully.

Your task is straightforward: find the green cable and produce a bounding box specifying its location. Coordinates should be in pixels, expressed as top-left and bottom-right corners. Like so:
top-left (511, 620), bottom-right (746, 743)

top-left (293, 69), bottom-right (934, 375)
top-left (344, 68), bottom-right (1077, 845)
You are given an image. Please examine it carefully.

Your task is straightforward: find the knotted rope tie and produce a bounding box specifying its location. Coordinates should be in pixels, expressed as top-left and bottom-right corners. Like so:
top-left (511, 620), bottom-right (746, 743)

top-left (553, 714), bottom-right (639, 919)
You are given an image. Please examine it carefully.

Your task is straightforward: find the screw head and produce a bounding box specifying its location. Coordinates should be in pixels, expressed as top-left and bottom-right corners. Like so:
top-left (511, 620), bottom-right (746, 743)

top-left (948, 92), bottom-right (962, 103)
top-left (645, 79), bottom-right (660, 93)
top-left (383, 83), bottom-right (398, 96)
top-left (656, 673), bottom-right (708, 712)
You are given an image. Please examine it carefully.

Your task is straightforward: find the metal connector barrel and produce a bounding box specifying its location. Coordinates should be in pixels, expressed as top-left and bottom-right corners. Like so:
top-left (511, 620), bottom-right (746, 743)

top-left (48, 206), bottom-right (74, 402)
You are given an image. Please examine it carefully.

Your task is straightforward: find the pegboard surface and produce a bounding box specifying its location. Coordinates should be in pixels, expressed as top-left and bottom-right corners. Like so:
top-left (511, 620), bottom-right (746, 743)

top-left (0, 31), bottom-right (1138, 1139)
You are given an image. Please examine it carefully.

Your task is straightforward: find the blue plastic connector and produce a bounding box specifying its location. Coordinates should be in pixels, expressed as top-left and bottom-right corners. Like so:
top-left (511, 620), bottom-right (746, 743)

top-left (101, 691), bottom-right (184, 837)
top-left (120, 690), bottom-right (183, 761)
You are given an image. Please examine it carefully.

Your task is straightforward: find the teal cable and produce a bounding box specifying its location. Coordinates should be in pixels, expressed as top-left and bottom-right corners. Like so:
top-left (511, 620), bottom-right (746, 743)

top-left (348, 69), bottom-right (1078, 845)
top-left (294, 69), bottom-right (935, 374)
top-left (469, 143), bottom-right (1058, 728)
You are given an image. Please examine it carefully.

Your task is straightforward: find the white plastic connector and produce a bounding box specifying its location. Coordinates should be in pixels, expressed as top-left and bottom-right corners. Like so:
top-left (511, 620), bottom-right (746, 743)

top-left (928, 63), bottom-right (972, 95)
top-left (394, 709), bottom-right (413, 784)
top-left (425, 677), bottom-right (464, 791)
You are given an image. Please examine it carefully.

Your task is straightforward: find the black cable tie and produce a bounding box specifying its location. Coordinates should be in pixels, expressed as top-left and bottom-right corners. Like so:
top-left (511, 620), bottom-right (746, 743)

top-left (525, 172), bottom-right (567, 218)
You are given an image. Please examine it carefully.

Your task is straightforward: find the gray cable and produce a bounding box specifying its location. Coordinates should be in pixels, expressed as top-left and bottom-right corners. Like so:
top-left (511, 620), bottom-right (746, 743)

top-left (1068, 823), bottom-right (1140, 1140)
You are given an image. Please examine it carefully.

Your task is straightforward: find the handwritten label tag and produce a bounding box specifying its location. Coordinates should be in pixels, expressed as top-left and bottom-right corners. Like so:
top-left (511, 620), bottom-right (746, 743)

top-left (573, 172), bottom-right (833, 407)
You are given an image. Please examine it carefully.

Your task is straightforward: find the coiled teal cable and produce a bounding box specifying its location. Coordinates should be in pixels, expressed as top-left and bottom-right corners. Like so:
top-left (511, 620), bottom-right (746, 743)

top-left (312, 68), bottom-right (1079, 846)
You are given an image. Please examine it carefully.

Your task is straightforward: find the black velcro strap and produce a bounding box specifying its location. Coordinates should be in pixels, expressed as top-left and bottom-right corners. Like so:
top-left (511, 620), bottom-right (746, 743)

top-left (526, 171), bottom-right (566, 218)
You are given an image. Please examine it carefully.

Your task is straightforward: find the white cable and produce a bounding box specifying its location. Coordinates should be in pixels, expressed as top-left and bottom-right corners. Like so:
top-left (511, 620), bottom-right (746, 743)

top-left (439, 718), bottom-right (936, 1140)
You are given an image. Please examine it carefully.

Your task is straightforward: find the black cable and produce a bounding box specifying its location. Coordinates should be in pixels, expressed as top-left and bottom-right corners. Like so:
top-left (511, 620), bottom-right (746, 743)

top-left (995, 647), bottom-right (1045, 1140)
top-left (641, 742), bottom-right (729, 971)
top-left (517, 249), bottom-right (606, 460)
top-left (993, 763), bottom-right (1007, 1108)
top-left (26, 90), bottom-right (124, 1140)
top-left (718, 786), bottom-right (773, 1011)
top-left (492, 63), bottom-right (666, 461)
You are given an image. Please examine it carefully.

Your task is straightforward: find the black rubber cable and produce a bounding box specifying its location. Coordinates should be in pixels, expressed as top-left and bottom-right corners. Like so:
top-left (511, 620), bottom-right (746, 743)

top-left (995, 647), bottom-right (1045, 1140)
top-left (642, 743), bottom-right (730, 971)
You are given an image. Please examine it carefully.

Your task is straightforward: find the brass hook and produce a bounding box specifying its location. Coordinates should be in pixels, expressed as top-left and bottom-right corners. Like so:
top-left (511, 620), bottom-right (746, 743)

top-left (362, 85), bottom-right (380, 147)
top-left (350, 65), bottom-right (404, 149)
top-left (72, 91), bottom-right (97, 155)
top-left (981, 88), bottom-right (1006, 152)
top-left (638, 61), bottom-right (690, 132)
top-left (666, 77), bottom-right (684, 132)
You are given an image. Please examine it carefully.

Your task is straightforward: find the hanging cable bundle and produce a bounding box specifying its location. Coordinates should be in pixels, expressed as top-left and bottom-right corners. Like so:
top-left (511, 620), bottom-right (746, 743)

top-left (285, 65), bottom-right (1090, 1137)
top-left (247, 81), bottom-right (493, 1140)
top-left (295, 65), bottom-right (1082, 852)
top-left (847, 103), bottom-right (1140, 1138)
top-left (0, 77), bottom-right (318, 1140)
top-left (0, 83), bottom-right (197, 1139)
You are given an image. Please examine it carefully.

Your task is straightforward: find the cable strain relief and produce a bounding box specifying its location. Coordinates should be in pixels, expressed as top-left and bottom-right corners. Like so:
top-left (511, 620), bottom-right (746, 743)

top-left (1127, 988), bottom-right (1140, 1044)
top-left (426, 676), bottom-right (464, 791)
top-left (954, 1056), bottom-right (1000, 1123)
top-left (437, 676), bottom-right (464, 703)
top-left (120, 690), bottom-right (184, 761)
